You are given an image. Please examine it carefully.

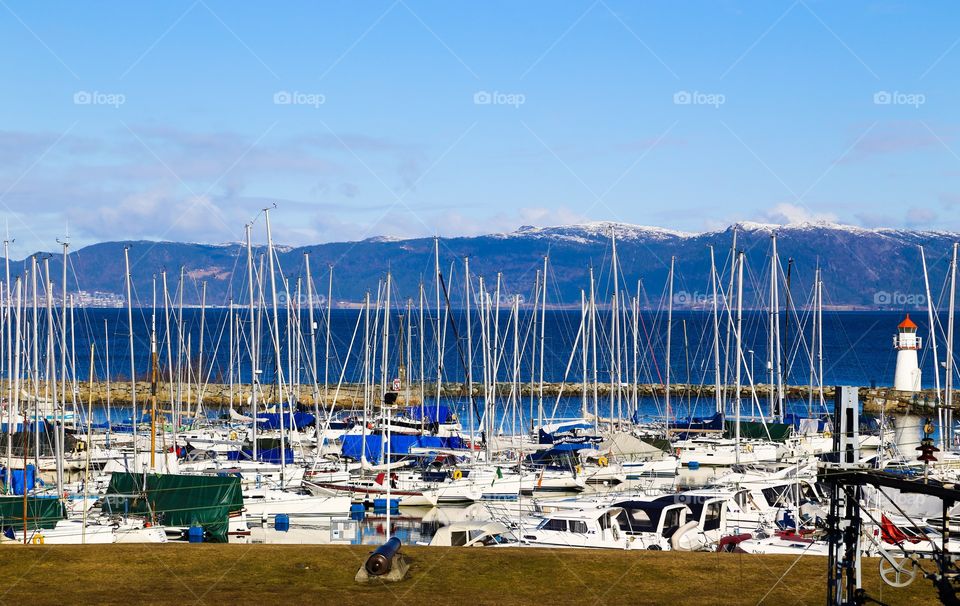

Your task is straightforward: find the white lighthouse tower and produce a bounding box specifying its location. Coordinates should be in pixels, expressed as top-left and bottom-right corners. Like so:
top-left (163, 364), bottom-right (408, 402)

top-left (892, 314), bottom-right (923, 454)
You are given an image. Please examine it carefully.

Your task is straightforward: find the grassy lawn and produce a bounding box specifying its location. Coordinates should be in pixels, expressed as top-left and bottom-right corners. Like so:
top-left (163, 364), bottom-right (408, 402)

top-left (0, 544), bottom-right (939, 605)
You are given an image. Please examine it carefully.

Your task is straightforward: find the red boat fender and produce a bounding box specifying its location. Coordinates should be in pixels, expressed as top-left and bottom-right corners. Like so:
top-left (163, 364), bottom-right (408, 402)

top-left (717, 533), bottom-right (752, 552)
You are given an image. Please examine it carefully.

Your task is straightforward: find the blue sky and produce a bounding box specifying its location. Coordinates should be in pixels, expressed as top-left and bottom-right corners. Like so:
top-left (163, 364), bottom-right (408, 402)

top-left (0, 0), bottom-right (958, 255)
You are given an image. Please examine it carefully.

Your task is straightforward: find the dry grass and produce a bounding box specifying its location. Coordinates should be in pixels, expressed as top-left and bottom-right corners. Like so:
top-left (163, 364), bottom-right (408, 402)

top-left (0, 544), bottom-right (939, 605)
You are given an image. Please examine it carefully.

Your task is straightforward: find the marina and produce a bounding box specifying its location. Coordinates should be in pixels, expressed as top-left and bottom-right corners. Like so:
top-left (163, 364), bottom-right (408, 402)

top-left (0, 213), bottom-right (956, 605)
top-left (4, 2), bottom-right (959, 603)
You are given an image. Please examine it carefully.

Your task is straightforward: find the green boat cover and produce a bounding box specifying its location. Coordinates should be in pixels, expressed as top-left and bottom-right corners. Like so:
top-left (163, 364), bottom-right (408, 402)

top-left (106, 473), bottom-right (243, 542)
top-left (0, 496), bottom-right (65, 530)
top-left (723, 420), bottom-right (791, 442)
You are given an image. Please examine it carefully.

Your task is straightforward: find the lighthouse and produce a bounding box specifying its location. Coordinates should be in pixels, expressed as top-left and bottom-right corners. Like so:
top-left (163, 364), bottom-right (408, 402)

top-left (892, 314), bottom-right (923, 454)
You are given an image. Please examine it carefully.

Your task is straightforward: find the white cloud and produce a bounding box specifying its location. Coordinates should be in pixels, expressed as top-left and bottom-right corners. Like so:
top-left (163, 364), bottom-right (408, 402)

top-left (756, 202), bottom-right (838, 225)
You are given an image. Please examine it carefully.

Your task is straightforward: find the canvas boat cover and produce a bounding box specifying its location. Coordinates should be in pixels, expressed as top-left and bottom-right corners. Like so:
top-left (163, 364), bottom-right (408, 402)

top-left (106, 473), bottom-right (243, 542)
top-left (0, 495), bottom-right (65, 530)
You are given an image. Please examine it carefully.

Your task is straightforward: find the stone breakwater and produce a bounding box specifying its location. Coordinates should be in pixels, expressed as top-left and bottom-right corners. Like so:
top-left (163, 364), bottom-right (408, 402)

top-left (3, 380), bottom-right (953, 413)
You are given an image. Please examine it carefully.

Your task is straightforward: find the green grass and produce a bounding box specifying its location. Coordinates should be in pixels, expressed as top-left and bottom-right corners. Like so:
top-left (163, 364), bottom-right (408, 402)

top-left (0, 544), bottom-right (939, 605)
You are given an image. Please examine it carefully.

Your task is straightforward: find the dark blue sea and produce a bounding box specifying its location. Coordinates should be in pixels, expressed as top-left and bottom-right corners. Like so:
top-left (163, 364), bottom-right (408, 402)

top-left (53, 308), bottom-right (954, 430)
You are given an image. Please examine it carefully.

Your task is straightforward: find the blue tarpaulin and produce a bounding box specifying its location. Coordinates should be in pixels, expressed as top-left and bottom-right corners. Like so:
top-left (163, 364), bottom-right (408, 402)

top-left (256, 412), bottom-right (315, 430)
top-left (404, 405), bottom-right (455, 424)
top-left (227, 448), bottom-right (295, 465)
top-left (341, 433), bottom-right (466, 463)
top-left (0, 466), bottom-right (36, 495)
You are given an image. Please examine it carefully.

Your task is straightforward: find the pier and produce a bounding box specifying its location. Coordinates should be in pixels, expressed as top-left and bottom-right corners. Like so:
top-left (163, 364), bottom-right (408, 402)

top-left (9, 379), bottom-right (954, 414)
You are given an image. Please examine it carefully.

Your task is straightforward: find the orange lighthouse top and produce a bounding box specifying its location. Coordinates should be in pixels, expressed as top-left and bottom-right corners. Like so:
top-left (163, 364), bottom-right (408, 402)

top-left (898, 314), bottom-right (918, 331)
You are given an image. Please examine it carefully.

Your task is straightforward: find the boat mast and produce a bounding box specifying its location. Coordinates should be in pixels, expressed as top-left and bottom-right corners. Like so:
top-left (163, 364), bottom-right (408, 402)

top-left (945, 243), bottom-right (958, 449)
top-left (30, 257), bottom-right (38, 469)
top-left (920, 247), bottom-right (943, 448)
top-left (150, 277), bottom-right (159, 471)
top-left (434, 238), bottom-right (442, 421)
top-left (264, 208), bottom-right (287, 483)
top-left (723, 227), bottom-right (738, 411)
top-left (771, 234), bottom-right (784, 420)
top-left (465, 258), bottom-right (475, 451)
top-left (611, 234), bottom-right (619, 427)
top-left (710, 247), bottom-right (722, 415)
top-left (589, 267), bottom-right (598, 433)
top-left (3, 238), bottom-right (10, 492)
top-left (325, 265), bottom-right (333, 421)
top-left (59, 241), bottom-right (68, 476)
top-left (46, 259), bottom-right (62, 491)
top-left (305, 253), bottom-right (320, 436)
top-left (245, 224), bottom-right (258, 461)
top-left (580, 290), bottom-right (588, 419)
top-left (734, 251), bottom-right (744, 463)
top-left (539, 256), bottom-right (547, 430)
top-left (361, 291), bottom-right (370, 467)
top-left (123, 247), bottom-right (138, 458)
top-left (665, 256), bottom-right (674, 437)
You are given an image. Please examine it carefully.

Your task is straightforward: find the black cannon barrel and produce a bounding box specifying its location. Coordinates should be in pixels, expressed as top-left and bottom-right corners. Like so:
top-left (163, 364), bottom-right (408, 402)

top-left (365, 537), bottom-right (402, 576)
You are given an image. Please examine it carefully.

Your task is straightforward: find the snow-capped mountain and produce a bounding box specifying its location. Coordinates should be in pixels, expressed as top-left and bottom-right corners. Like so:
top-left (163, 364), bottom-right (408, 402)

top-left (8, 222), bottom-right (958, 308)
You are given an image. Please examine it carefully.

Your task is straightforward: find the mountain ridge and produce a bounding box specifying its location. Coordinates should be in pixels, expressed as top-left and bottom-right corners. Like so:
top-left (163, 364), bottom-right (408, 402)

top-left (6, 221), bottom-right (959, 309)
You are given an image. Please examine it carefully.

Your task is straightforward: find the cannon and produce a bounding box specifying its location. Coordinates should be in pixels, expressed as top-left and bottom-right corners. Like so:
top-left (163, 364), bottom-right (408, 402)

top-left (364, 537), bottom-right (402, 576)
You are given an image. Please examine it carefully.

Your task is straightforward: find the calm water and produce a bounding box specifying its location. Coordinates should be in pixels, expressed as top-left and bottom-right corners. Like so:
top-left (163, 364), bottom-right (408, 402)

top-left (56, 308), bottom-right (947, 389)
top-left (42, 308), bottom-right (953, 430)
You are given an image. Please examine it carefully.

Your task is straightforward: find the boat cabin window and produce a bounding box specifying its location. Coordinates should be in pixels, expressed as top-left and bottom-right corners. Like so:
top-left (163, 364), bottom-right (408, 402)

top-left (703, 501), bottom-right (723, 531)
top-left (569, 520), bottom-right (589, 534)
top-left (539, 518), bottom-right (568, 532)
top-left (451, 531), bottom-right (468, 547)
top-left (761, 485), bottom-right (791, 507)
top-left (661, 507), bottom-right (684, 537)
top-left (616, 508), bottom-right (656, 534)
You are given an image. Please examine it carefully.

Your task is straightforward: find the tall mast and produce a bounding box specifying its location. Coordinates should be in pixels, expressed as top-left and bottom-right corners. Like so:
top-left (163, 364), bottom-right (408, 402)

top-left (581, 290), bottom-right (588, 419)
top-left (30, 257), bottom-right (38, 468)
top-left (808, 265), bottom-right (820, 416)
top-left (197, 281), bottom-right (207, 419)
top-left (59, 241), bottom-right (68, 475)
top-left (123, 247), bottom-right (138, 456)
top-left (305, 253), bottom-right (319, 436)
top-left (381, 272), bottom-right (391, 399)
top-left (945, 243), bottom-right (958, 448)
top-left (161, 271), bottom-right (175, 450)
top-left (710, 247), bottom-right (722, 415)
top-left (539, 255), bottom-right (547, 429)
top-left (723, 227), bottom-right (738, 409)
top-left (361, 291), bottom-right (370, 467)
top-left (611, 233), bottom-right (619, 426)
top-left (418, 282), bottom-right (425, 425)
top-left (734, 251), bottom-right (744, 462)
top-left (150, 276), bottom-right (159, 471)
top-left (920, 247), bottom-right (943, 447)
top-left (228, 297), bottom-right (234, 411)
top-left (264, 208), bottom-right (287, 482)
top-left (325, 265), bottom-right (333, 418)
top-left (3, 239), bottom-right (11, 491)
top-left (770, 234), bottom-right (784, 420)
top-left (434, 238), bottom-right (442, 419)
top-left (665, 256), bottom-right (675, 436)
top-left (589, 267), bottom-right (598, 432)
top-left (45, 258), bottom-right (62, 492)
top-left (245, 224), bottom-right (258, 461)
top-left (465, 258), bottom-right (475, 451)
top-left (104, 318), bottom-right (110, 444)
